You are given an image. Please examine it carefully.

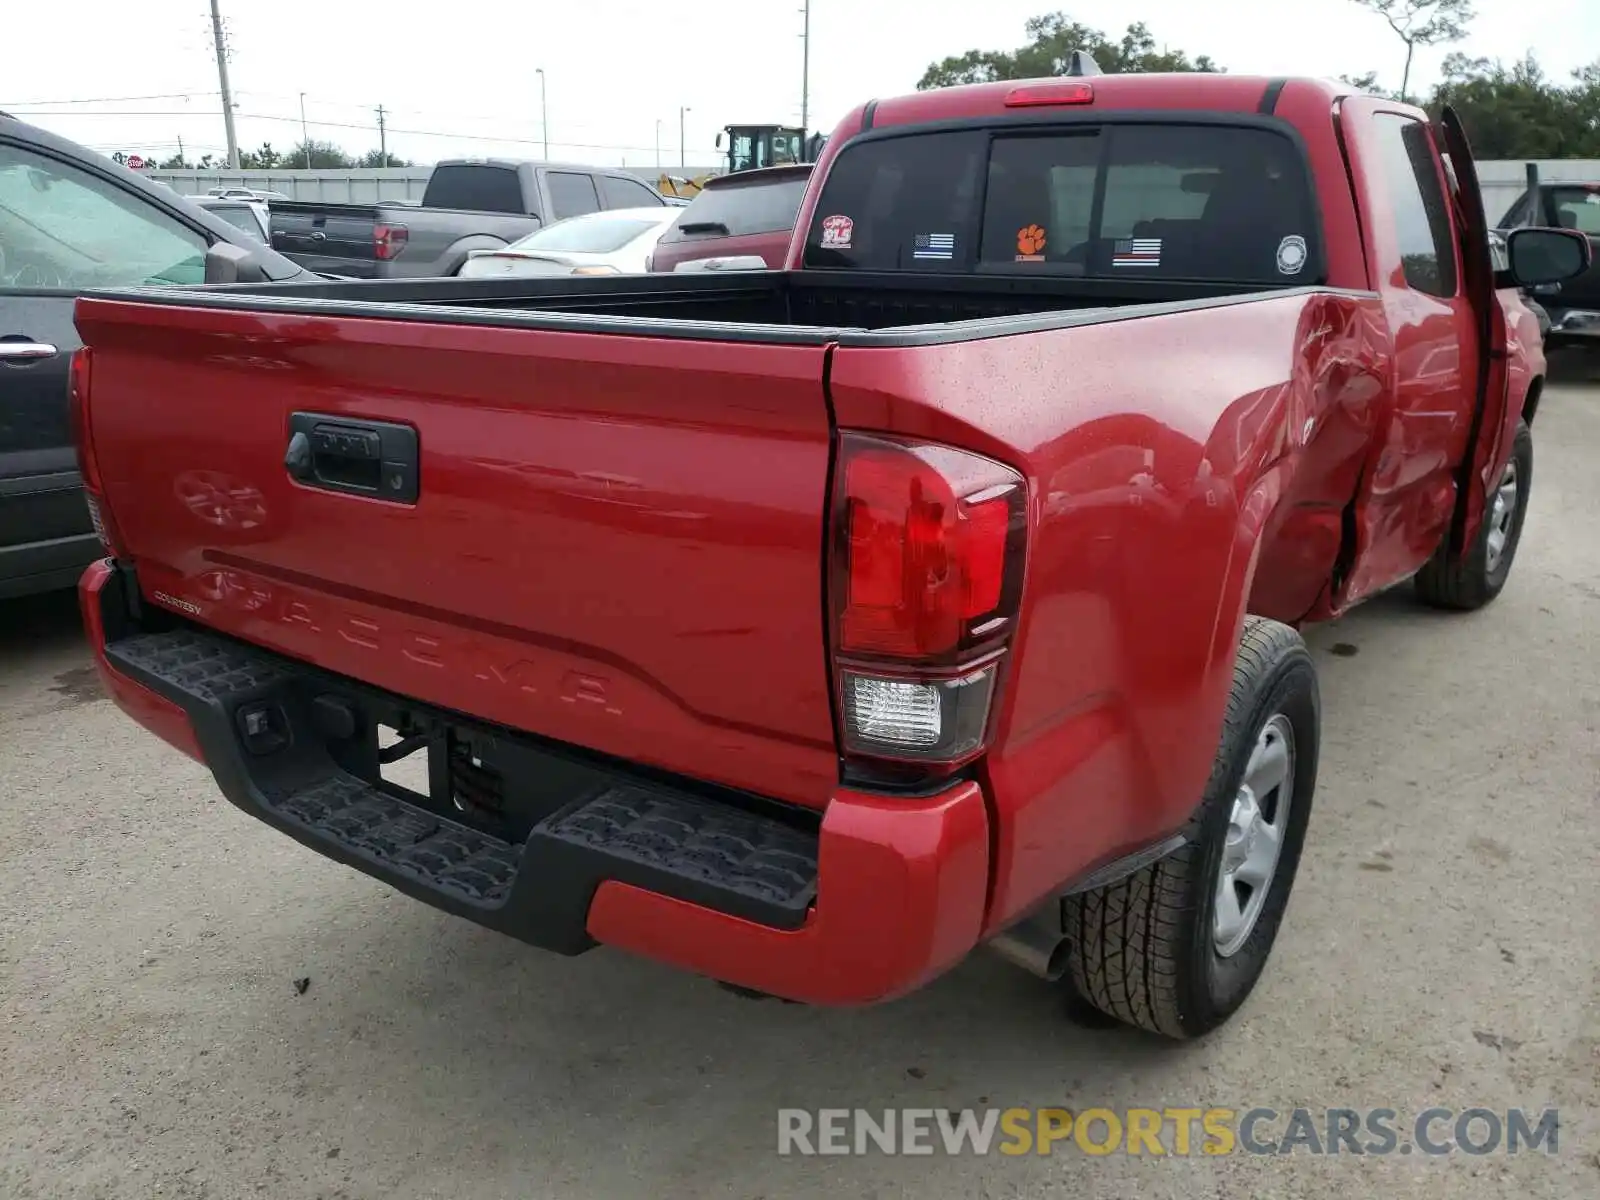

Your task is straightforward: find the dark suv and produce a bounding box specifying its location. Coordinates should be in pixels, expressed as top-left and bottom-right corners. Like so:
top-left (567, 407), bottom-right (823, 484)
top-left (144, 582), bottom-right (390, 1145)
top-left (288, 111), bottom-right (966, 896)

top-left (0, 113), bottom-right (307, 599)
top-left (649, 164), bottom-right (811, 273)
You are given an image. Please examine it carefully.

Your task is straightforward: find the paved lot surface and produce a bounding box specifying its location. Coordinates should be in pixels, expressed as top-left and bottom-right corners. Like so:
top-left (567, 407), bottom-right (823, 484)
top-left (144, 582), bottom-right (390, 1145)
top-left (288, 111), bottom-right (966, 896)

top-left (2, 369), bottom-right (1598, 1200)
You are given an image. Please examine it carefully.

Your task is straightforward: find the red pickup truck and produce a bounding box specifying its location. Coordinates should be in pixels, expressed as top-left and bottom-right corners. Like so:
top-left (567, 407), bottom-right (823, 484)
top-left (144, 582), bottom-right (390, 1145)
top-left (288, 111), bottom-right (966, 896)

top-left (71, 72), bottom-right (1587, 1039)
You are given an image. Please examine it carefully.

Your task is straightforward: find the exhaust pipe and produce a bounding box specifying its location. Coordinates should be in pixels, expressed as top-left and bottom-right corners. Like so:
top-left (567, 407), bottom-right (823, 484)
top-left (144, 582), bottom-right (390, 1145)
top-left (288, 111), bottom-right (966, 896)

top-left (987, 838), bottom-right (1191, 980)
top-left (986, 902), bottom-right (1071, 981)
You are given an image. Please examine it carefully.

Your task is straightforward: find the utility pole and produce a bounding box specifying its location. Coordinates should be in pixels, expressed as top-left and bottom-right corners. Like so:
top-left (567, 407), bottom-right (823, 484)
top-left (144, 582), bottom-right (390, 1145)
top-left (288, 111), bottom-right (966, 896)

top-left (377, 105), bottom-right (388, 168)
top-left (209, 0), bottom-right (240, 169)
top-left (800, 0), bottom-right (811, 134)
top-left (177, 133), bottom-right (185, 167)
top-left (299, 92), bottom-right (310, 168)
top-left (679, 106), bottom-right (689, 170)
top-left (536, 68), bottom-right (549, 159)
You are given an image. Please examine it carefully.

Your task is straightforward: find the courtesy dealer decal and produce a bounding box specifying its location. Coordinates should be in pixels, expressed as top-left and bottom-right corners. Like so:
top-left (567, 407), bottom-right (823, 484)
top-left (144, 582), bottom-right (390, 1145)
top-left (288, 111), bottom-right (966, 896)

top-left (1277, 235), bottom-right (1308, 275)
top-left (821, 214), bottom-right (853, 249)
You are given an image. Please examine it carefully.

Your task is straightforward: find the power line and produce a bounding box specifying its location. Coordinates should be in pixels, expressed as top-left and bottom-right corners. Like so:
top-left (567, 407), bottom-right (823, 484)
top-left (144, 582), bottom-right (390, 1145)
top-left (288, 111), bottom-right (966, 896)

top-left (10, 107), bottom-right (714, 157)
top-left (239, 90), bottom-right (638, 137)
top-left (0, 91), bottom-right (219, 107)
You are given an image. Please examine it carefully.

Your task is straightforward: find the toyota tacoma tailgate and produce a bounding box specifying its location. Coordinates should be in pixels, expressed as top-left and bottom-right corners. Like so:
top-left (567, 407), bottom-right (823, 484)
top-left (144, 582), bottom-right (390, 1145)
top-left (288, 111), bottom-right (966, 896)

top-left (72, 296), bottom-right (840, 808)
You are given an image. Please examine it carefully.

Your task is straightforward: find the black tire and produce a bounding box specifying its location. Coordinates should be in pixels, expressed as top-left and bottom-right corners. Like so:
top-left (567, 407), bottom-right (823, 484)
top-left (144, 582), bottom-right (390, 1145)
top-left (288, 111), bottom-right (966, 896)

top-left (1414, 419), bottom-right (1533, 611)
top-left (1061, 616), bottom-right (1320, 1039)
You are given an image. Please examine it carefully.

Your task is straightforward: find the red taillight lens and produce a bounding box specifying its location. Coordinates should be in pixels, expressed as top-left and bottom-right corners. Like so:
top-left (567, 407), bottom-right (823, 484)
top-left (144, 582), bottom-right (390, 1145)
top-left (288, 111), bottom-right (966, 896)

top-left (836, 435), bottom-right (1025, 660)
top-left (68, 347), bottom-right (128, 557)
top-left (829, 433), bottom-right (1027, 769)
top-left (374, 223), bottom-right (409, 260)
top-left (1004, 81), bottom-right (1094, 107)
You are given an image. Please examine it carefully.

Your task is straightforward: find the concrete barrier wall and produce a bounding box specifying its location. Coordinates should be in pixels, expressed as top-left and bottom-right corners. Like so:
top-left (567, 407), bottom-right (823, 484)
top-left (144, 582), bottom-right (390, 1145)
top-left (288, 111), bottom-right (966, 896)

top-left (148, 166), bottom-right (725, 203)
top-left (145, 159), bottom-right (1600, 222)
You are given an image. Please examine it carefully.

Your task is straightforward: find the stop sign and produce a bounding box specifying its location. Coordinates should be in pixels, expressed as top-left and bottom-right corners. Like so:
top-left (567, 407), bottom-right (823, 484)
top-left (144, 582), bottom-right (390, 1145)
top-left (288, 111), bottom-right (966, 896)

top-left (127, 155), bottom-right (145, 169)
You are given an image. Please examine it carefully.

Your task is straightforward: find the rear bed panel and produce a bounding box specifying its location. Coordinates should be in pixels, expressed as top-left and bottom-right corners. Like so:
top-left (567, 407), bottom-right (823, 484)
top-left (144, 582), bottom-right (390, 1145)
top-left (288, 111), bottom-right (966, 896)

top-left (827, 291), bottom-right (1385, 926)
top-left (75, 299), bottom-right (840, 808)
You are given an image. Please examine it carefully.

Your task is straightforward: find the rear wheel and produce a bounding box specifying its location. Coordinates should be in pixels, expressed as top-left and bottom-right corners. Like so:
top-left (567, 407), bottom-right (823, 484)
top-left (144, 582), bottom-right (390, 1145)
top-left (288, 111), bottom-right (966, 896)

top-left (1414, 419), bottom-right (1533, 611)
top-left (1062, 617), bottom-right (1319, 1039)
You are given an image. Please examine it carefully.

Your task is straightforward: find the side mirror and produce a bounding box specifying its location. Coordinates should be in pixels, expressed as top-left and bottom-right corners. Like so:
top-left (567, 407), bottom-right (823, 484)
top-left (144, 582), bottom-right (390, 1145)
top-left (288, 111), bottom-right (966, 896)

top-left (1496, 226), bottom-right (1592, 290)
top-left (714, 131), bottom-right (724, 150)
top-left (203, 240), bottom-right (270, 285)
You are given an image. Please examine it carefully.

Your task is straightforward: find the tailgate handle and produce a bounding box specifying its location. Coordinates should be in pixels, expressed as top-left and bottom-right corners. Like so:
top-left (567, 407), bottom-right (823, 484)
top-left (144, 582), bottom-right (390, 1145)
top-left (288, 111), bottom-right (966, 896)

top-left (286, 412), bottom-right (419, 504)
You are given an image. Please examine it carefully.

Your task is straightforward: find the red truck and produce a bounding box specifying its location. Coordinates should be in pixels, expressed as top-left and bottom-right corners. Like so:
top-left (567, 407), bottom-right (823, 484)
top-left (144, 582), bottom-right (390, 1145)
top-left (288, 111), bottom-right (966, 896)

top-left (71, 71), bottom-right (1587, 1039)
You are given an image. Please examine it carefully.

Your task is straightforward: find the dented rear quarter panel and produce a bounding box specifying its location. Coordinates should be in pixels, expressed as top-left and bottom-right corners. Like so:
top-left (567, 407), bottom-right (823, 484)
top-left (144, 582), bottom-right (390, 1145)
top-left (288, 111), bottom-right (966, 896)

top-left (829, 290), bottom-right (1386, 928)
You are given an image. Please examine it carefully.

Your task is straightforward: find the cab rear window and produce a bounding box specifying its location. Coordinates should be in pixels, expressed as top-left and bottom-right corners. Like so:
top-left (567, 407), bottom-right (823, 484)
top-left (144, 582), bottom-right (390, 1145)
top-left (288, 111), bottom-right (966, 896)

top-left (803, 123), bottom-right (1321, 285)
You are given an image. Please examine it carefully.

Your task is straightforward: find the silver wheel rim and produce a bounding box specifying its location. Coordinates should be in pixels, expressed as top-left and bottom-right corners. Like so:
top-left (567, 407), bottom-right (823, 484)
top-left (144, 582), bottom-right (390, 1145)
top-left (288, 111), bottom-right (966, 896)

top-left (1213, 714), bottom-right (1295, 958)
top-left (1485, 460), bottom-right (1518, 573)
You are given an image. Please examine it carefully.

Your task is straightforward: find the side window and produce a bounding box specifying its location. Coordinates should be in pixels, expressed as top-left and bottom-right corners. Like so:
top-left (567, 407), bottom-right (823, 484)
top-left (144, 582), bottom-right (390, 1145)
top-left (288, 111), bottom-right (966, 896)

top-left (0, 143), bottom-right (208, 289)
top-left (1498, 194), bottom-right (1531, 228)
top-left (598, 174), bottom-right (664, 209)
top-left (1371, 114), bottom-right (1458, 297)
top-left (547, 171), bottom-right (601, 220)
top-left (1551, 188), bottom-right (1600, 234)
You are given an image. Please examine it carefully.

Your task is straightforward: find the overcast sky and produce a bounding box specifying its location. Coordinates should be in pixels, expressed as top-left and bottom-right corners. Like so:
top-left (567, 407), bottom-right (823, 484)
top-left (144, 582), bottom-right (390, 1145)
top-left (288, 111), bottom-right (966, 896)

top-left (7, 0), bottom-right (1599, 172)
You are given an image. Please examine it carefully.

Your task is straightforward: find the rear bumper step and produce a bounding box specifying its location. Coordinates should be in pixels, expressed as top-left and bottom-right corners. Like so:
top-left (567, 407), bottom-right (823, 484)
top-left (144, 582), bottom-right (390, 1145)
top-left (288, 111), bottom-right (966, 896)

top-left (105, 626), bottom-right (819, 948)
top-left (82, 560), bottom-right (993, 1005)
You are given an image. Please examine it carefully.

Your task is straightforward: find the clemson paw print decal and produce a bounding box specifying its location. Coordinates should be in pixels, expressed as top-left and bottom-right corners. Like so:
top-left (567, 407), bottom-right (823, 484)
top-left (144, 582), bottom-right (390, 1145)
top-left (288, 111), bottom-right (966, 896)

top-left (1016, 224), bottom-right (1047, 256)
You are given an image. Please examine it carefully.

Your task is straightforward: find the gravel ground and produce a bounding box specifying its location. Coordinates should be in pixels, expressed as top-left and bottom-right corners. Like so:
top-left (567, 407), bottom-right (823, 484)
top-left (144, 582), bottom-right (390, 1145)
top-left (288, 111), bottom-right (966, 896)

top-left (2, 370), bottom-right (1597, 1200)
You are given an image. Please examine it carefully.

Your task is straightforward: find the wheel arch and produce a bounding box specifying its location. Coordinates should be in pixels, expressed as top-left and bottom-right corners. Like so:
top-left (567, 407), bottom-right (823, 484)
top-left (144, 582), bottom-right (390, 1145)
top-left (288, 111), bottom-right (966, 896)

top-left (1522, 375), bottom-right (1544, 425)
top-left (441, 233), bottom-right (512, 276)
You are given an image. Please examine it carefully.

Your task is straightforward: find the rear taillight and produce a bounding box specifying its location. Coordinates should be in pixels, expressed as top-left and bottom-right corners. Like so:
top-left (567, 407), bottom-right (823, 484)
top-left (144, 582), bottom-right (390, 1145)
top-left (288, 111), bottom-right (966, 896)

top-left (374, 223), bottom-right (409, 261)
top-left (829, 433), bottom-right (1027, 770)
top-left (69, 347), bottom-right (128, 557)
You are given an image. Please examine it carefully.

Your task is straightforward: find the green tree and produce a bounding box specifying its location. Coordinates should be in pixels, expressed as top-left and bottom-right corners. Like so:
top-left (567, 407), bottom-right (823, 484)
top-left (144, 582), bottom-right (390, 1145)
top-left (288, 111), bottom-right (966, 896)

top-left (1337, 71), bottom-right (1406, 98)
top-left (158, 152), bottom-right (189, 170)
top-left (1349, 0), bottom-right (1474, 102)
top-left (918, 11), bottom-right (1220, 90)
top-left (239, 142), bottom-right (282, 170)
top-left (286, 139), bottom-right (356, 169)
top-left (359, 148), bottom-right (412, 168)
top-left (1428, 53), bottom-right (1600, 158)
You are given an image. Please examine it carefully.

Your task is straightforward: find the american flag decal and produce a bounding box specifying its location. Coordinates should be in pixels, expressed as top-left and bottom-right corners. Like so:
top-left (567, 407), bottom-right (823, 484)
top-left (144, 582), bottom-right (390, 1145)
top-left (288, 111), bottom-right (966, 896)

top-left (1112, 238), bottom-right (1162, 268)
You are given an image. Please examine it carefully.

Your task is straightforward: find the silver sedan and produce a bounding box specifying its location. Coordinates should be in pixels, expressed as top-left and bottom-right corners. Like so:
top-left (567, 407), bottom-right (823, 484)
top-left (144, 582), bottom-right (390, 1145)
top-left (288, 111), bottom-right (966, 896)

top-left (456, 207), bottom-right (680, 278)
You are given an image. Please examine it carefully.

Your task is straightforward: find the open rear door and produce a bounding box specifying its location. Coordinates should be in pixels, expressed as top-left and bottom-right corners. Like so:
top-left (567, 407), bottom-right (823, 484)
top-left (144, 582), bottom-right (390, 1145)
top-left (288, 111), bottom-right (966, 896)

top-left (1436, 106), bottom-right (1513, 558)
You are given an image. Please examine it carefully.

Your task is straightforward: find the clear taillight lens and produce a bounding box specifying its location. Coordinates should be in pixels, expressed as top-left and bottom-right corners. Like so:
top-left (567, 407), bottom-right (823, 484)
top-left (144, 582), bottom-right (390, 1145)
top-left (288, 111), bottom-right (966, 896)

top-left (840, 664), bottom-right (1000, 762)
top-left (84, 491), bottom-right (109, 547)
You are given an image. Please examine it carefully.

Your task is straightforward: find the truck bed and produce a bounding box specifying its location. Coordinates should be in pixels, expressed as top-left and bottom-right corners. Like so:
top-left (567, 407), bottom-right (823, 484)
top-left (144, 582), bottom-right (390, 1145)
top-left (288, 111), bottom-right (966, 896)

top-left (109, 270), bottom-right (1298, 341)
top-left (73, 269), bottom-right (1354, 819)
